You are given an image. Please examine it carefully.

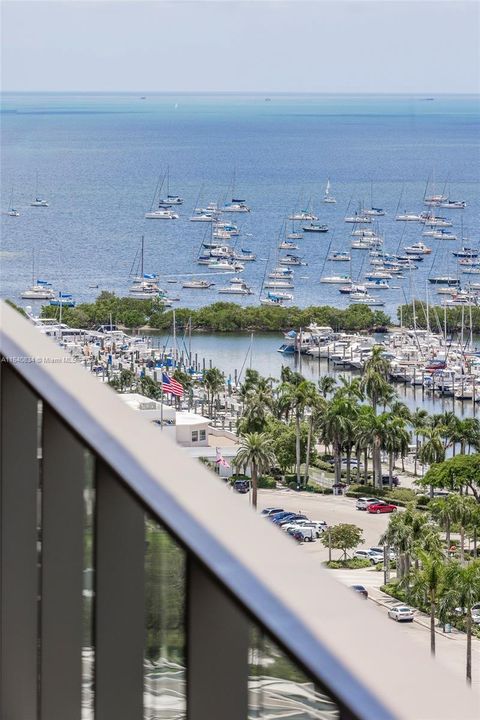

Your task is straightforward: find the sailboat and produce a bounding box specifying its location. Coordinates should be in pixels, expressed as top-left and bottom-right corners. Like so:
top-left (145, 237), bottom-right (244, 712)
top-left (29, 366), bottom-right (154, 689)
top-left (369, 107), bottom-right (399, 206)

top-left (145, 171), bottom-right (179, 219)
top-left (129, 237), bottom-right (162, 297)
top-left (6, 187), bottom-right (19, 216)
top-left (157, 166), bottom-right (183, 206)
top-left (20, 251), bottom-right (55, 299)
top-left (30, 173), bottom-right (49, 207)
top-left (322, 179), bottom-right (336, 204)
top-left (221, 169), bottom-right (250, 213)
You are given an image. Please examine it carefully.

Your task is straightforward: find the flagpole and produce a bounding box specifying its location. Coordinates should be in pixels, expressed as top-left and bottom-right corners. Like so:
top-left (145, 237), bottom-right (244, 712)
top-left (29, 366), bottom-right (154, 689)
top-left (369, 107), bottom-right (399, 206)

top-left (160, 377), bottom-right (164, 431)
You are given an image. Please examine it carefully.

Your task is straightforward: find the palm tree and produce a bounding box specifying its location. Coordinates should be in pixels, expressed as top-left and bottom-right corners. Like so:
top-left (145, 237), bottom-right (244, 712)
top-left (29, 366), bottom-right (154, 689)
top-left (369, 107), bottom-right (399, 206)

top-left (418, 428), bottom-right (445, 495)
top-left (448, 495), bottom-right (476, 564)
top-left (382, 416), bottom-right (410, 488)
top-left (304, 389), bottom-right (326, 486)
top-left (234, 432), bottom-right (276, 509)
top-left (318, 375), bottom-right (337, 399)
top-left (444, 560), bottom-right (480, 683)
top-left (361, 369), bottom-right (390, 414)
top-left (203, 367), bottom-right (225, 418)
top-left (278, 379), bottom-right (315, 487)
top-left (410, 409), bottom-right (430, 476)
top-left (430, 497), bottom-right (456, 550)
top-left (410, 552), bottom-right (445, 656)
top-left (321, 398), bottom-right (352, 485)
top-left (389, 400), bottom-right (411, 422)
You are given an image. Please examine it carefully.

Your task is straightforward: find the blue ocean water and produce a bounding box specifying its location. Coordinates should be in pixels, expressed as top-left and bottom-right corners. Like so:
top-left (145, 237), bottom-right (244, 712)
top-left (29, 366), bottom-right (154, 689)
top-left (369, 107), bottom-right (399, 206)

top-left (1, 92), bottom-right (479, 320)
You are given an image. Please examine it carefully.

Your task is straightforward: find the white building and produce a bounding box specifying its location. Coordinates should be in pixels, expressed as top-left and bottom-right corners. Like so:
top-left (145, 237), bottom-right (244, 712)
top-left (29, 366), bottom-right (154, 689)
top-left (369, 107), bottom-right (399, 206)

top-left (119, 393), bottom-right (210, 447)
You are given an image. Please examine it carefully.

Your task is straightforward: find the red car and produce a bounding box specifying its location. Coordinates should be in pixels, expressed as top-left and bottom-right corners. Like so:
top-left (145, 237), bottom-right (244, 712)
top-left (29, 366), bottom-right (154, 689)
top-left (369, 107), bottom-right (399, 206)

top-left (367, 502), bottom-right (397, 514)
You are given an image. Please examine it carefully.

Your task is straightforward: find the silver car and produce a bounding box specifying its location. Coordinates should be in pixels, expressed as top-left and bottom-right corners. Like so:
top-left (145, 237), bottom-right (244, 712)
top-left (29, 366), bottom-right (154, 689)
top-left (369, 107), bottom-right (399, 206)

top-left (388, 605), bottom-right (415, 622)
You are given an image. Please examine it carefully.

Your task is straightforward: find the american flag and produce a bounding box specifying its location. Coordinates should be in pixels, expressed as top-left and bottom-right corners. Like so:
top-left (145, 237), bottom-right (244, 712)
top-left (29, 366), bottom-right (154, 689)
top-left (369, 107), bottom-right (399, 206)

top-left (161, 372), bottom-right (184, 397)
top-left (215, 448), bottom-right (230, 468)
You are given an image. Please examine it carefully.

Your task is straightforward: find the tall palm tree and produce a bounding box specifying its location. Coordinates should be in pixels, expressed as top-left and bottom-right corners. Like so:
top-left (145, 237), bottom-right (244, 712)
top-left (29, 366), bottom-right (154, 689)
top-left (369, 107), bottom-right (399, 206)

top-left (321, 397), bottom-right (352, 485)
top-left (430, 497), bottom-right (456, 550)
top-left (279, 379), bottom-right (316, 487)
top-left (304, 389), bottom-right (326, 486)
top-left (410, 409), bottom-right (430, 476)
top-left (418, 428), bottom-right (445, 496)
top-left (234, 432), bottom-right (276, 510)
top-left (410, 552), bottom-right (445, 656)
top-left (203, 367), bottom-right (225, 418)
top-left (361, 369), bottom-right (390, 415)
top-left (382, 416), bottom-right (410, 488)
top-left (444, 560), bottom-right (480, 683)
top-left (448, 495), bottom-right (476, 564)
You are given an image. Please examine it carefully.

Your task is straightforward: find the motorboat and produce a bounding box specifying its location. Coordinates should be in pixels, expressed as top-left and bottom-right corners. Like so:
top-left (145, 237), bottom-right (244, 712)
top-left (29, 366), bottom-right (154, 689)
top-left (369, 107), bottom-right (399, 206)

top-left (182, 279), bottom-right (215, 289)
top-left (424, 194), bottom-right (448, 206)
top-left (264, 279), bottom-right (294, 289)
top-left (421, 215), bottom-right (453, 227)
top-left (350, 295), bottom-right (385, 306)
top-left (31, 198), bottom-right (49, 207)
top-left (7, 208), bottom-right (20, 217)
top-left (145, 209), bottom-right (179, 219)
top-left (303, 222), bottom-right (329, 233)
top-left (404, 242), bottom-right (432, 255)
top-left (233, 249), bottom-right (256, 262)
top-left (279, 240), bottom-right (299, 250)
top-left (287, 232), bottom-right (303, 240)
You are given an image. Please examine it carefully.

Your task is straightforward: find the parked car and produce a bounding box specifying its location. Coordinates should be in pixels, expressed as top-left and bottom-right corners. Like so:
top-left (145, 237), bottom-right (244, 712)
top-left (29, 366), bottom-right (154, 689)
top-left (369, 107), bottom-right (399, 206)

top-left (354, 550), bottom-right (383, 565)
top-left (388, 605), bottom-right (415, 622)
top-left (233, 479), bottom-right (250, 494)
top-left (369, 546), bottom-right (396, 562)
top-left (260, 507), bottom-right (284, 517)
top-left (299, 520), bottom-right (328, 537)
top-left (269, 512), bottom-right (296, 524)
top-left (381, 474), bottom-right (399, 487)
top-left (356, 497), bottom-right (382, 511)
top-left (471, 603), bottom-right (480, 624)
top-left (277, 514), bottom-right (308, 526)
top-left (286, 525), bottom-right (316, 542)
top-left (351, 584), bottom-right (368, 598)
top-left (367, 502), bottom-right (397, 514)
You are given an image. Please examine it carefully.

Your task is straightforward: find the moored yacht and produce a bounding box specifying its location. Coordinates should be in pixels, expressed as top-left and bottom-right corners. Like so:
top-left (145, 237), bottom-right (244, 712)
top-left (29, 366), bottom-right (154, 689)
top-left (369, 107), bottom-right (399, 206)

top-left (320, 274), bottom-right (351, 284)
top-left (404, 242), bottom-right (432, 255)
top-left (303, 222), bottom-right (329, 233)
top-left (182, 279), bottom-right (215, 289)
top-left (218, 278), bottom-right (253, 295)
top-left (145, 209), bottom-right (179, 219)
top-left (289, 211), bottom-right (318, 221)
top-left (322, 179), bottom-right (337, 204)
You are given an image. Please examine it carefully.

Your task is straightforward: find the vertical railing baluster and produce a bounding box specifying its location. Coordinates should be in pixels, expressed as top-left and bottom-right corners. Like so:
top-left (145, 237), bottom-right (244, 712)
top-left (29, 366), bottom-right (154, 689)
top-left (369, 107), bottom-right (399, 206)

top-left (95, 460), bottom-right (145, 720)
top-left (0, 365), bottom-right (39, 719)
top-left (40, 406), bottom-right (85, 719)
top-left (187, 558), bottom-right (249, 720)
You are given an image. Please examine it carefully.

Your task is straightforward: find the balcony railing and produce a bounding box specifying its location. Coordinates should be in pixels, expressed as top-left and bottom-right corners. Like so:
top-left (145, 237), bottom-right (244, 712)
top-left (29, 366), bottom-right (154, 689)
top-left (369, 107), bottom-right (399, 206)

top-left (1, 300), bottom-right (477, 720)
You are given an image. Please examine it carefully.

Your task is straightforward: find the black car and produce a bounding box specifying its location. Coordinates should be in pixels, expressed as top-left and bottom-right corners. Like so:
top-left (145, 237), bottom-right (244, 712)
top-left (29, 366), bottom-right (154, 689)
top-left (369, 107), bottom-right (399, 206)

top-left (233, 479), bottom-right (250, 494)
top-left (381, 475), bottom-right (399, 487)
top-left (351, 584), bottom-right (368, 598)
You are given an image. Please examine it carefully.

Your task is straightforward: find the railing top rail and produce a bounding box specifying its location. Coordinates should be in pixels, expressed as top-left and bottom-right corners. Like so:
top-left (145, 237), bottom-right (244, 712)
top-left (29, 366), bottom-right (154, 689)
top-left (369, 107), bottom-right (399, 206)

top-left (1, 302), bottom-right (478, 720)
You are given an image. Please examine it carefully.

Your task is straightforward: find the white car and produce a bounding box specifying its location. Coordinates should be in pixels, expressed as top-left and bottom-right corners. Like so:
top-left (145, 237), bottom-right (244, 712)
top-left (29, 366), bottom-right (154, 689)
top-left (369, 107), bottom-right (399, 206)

top-left (354, 550), bottom-right (383, 564)
top-left (388, 605), bottom-right (415, 622)
top-left (298, 520), bottom-right (328, 537)
top-left (369, 546), bottom-right (396, 562)
top-left (356, 497), bottom-right (382, 511)
top-left (286, 525), bottom-right (316, 542)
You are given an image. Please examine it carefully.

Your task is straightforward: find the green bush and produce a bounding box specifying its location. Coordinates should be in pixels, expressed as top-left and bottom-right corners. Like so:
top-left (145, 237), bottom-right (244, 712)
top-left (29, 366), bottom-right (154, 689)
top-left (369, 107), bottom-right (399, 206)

top-left (325, 559), bottom-right (371, 569)
top-left (375, 561), bottom-right (397, 571)
top-left (387, 488), bottom-right (417, 502)
top-left (257, 475), bottom-right (277, 489)
top-left (380, 582), bottom-right (406, 602)
top-left (312, 460), bottom-right (334, 473)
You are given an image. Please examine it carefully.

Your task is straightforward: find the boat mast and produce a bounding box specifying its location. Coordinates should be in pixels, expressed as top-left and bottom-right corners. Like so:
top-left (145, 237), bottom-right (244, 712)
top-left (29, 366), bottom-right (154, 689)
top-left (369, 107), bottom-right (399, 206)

top-left (140, 236), bottom-right (144, 278)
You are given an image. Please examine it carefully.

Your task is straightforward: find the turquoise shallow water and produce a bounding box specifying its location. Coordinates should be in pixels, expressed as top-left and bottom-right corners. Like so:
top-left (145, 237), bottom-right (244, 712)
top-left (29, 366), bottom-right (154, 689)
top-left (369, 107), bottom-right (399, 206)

top-left (1, 92), bottom-right (479, 320)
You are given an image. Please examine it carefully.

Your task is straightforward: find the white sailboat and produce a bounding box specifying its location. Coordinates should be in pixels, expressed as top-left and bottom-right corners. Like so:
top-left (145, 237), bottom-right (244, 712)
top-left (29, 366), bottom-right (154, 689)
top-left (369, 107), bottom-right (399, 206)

top-left (30, 173), bottom-right (49, 207)
top-left (129, 237), bottom-right (162, 297)
top-left (20, 251), bottom-right (55, 299)
top-left (145, 171), bottom-right (180, 219)
top-left (322, 178), bottom-right (336, 204)
top-left (6, 187), bottom-right (20, 216)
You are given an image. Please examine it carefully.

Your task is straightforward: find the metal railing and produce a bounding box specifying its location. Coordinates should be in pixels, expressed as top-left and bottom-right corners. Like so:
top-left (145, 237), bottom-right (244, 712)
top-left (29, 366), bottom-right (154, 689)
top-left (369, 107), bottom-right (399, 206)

top-left (0, 301), bottom-right (478, 720)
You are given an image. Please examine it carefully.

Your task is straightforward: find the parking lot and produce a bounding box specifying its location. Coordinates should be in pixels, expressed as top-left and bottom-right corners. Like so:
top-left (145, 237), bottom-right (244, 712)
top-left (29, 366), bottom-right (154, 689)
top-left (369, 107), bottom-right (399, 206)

top-left (249, 488), bottom-right (480, 693)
